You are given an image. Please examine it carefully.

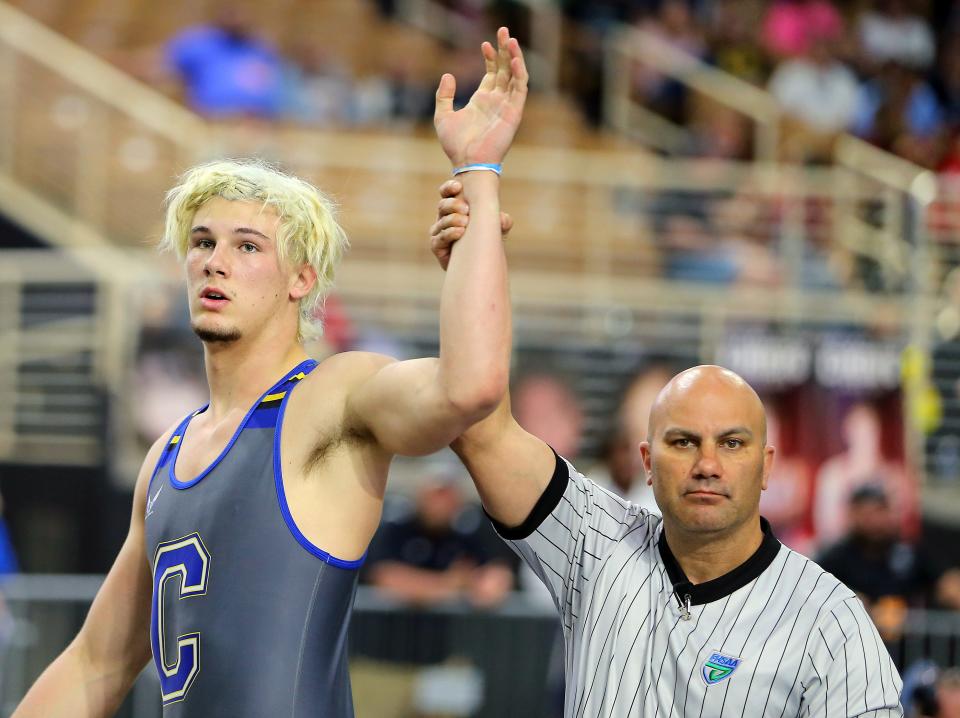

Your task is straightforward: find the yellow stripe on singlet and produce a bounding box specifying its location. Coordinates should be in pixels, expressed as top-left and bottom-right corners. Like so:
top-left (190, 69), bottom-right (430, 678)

top-left (262, 391), bottom-right (287, 403)
top-left (170, 435), bottom-right (181, 445)
top-left (291, 372), bottom-right (306, 381)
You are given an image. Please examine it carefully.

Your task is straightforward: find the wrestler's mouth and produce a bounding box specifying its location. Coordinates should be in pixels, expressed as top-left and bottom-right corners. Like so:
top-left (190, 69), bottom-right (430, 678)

top-left (199, 286), bottom-right (230, 309)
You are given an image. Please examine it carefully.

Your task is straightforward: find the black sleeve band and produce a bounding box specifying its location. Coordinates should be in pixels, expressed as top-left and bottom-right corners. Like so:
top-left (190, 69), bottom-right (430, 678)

top-left (486, 448), bottom-right (569, 540)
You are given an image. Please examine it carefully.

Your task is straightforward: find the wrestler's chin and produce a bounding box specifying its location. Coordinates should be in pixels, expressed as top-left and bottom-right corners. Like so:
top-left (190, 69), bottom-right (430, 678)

top-left (192, 319), bottom-right (242, 344)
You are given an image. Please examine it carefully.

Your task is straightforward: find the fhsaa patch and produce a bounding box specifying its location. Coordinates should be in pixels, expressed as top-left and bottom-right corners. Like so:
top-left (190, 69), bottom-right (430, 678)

top-left (701, 651), bottom-right (742, 686)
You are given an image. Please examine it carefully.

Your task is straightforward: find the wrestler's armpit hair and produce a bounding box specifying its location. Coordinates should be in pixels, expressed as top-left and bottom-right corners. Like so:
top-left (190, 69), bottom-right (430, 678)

top-left (160, 158), bottom-right (349, 341)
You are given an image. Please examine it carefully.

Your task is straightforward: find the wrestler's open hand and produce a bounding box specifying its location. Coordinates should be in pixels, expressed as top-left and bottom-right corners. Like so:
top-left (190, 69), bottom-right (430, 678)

top-left (434, 26), bottom-right (528, 167)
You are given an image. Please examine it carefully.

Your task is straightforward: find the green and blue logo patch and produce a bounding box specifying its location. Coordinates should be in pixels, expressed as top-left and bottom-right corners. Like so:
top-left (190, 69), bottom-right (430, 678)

top-left (701, 651), bottom-right (741, 686)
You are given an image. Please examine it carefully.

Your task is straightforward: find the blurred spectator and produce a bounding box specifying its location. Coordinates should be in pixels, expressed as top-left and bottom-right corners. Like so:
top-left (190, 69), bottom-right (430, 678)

top-left (932, 42), bottom-right (960, 128)
top-left (798, 196), bottom-right (852, 289)
top-left (383, 59), bottom-right (436, 125)
top-left (513, 373), bottom-right (584, 460)
top-left (705, 0), bottom-right (769, 85)
top-left (936, 134), bottom-right (960, 176)
top-left (566, 0), bottom-right (640, 32)
top-left (631, 0), bottom-right (707, 124)
top-left (650, 186), bottom-right (781, 284)
top-left (687, 102), bottom-right (753, 159)
top-left (939, 670), bottom-right (960, 718)
top-left (768, 37), bottom-right (859, 161)
top-left (817, 485), bottom-right (960, 644)
top-left (163, 3), bottom-right (286, 119)
top-left (283, 45), bottom-right (355, 126)
top-left (813, 401), bottom-right (914, 548)
top-left (0, 492), bottom-right (17, 578)
top-left (0, 491), bottom-right (17, 653)
top-left (359, 469), bottom-right (509, 717)
top-left (593, 428), bottom-right (645, 502)
top-left (760, 0), bottom-right (844, 60)
top-left (856, 0), bottom-right (935, 72)
top-left (853, 62), bottom-right (945, 167)
top-left (135, 349), bottom-right (207, 447)
top-left (349, 59), bottom-right (440, 127)
top-left (306, 294), bottom-right (358, 357)
top-left (364, 470), bottom-right (514, 608)
top-left (710, 190), bottom-right (783, 285)
top-left (903, 661), bottom-right (960, 718)
top-left (591, 364), bottom-right (672, 513)
top-left (758, 404), bottom-right (814, 554)
top-left (660, 212), bottom-right (740, 283)
top-left (511, 370), bottom-right (584, 605)
top-left (134, 284), bottom-right (206, 452)
top-left (563, 0), bottom-right (658, 125)
top-left (655, 196), bottom-right (782, 286)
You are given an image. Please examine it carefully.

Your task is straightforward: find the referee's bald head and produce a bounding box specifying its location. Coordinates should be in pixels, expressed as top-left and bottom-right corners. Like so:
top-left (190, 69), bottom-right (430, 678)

top-left (647, 365), bottom-right (767, 447)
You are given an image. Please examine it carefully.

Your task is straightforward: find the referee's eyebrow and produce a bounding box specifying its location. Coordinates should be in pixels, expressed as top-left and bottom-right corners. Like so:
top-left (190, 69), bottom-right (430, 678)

top-left (718, 426), bottom-right (753, 438)
top-left (662, 428), bottom-right (700, 441)
top-left (661, 427), bottom-right (754, 440)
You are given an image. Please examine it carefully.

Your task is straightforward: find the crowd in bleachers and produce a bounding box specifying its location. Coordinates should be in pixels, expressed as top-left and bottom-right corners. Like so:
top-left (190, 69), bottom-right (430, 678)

top-left (87, 0), bottom-right (960, 173)
top-left (559, 0), bottom-right (960, 170)
top-left (132, 2), bottom-right (474, 129)
top-left (120, 0), bottom-right (959, 300)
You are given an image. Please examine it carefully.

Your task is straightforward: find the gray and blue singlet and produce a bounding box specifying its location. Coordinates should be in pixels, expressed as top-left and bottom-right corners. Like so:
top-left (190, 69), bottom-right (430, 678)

top-left (145, 359), bottom-right (360, 717)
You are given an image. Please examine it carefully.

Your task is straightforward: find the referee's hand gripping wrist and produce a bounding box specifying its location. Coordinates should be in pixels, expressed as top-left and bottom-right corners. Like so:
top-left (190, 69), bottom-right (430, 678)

top-left (430, 179), bottom-right (513, 271)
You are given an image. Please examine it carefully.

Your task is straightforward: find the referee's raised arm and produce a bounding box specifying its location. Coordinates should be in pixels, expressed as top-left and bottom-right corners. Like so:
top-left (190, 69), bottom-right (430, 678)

top-left (451, 394), bottom-right (557, 529)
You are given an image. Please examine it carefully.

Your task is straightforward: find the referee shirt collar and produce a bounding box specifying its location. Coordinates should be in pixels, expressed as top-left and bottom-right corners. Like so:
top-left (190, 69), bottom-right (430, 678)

top-left (658, 518), bottom-right (782, 606)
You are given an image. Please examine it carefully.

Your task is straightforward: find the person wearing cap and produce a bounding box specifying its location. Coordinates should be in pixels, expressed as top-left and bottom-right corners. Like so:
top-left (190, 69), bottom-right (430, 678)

top-left (818, 484), bottom-right (960, 645)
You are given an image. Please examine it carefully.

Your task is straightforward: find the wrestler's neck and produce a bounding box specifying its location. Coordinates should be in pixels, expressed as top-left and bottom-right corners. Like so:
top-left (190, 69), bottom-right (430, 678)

top-left (665, 516), bottom-right (764, 585)
top-left (202, 326), bottom-right (309, 420)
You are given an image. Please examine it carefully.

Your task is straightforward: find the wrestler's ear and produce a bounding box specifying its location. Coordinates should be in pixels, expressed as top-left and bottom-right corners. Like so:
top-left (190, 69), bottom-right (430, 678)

top-left (290, 264), bottom-right (317, 301)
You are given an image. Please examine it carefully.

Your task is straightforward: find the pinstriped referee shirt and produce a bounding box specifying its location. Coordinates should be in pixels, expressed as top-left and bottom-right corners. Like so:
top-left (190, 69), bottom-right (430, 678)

top-left (493, 453), bottom-right (904, 717)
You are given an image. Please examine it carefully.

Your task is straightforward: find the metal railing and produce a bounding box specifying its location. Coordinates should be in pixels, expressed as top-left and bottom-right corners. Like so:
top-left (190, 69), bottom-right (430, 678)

top-left (602, 23), bottom-right (782, 160)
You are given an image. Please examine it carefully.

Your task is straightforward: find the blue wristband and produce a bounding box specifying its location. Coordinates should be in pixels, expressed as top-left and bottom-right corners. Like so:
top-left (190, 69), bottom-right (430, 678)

top-left (453, 162), bottom-right (502, 176)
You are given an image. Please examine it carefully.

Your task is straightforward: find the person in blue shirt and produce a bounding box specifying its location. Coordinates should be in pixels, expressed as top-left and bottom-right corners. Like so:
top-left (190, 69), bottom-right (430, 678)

top-left (165, 3), bottom-right (286, 119)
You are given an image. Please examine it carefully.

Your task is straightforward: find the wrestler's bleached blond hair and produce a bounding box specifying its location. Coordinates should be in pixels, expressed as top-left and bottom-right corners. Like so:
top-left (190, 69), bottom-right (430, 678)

top-left (160, 158), bottom-right (349, 341)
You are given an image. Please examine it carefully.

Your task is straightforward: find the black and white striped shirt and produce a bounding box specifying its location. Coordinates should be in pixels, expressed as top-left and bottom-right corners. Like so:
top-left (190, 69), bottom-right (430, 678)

top-left (492, 453), bottom-right (904, 717)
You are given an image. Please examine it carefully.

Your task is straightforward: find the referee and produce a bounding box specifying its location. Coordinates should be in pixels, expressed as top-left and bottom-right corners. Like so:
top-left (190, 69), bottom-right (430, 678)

top-left (445, 360), bottom-right (904, 716)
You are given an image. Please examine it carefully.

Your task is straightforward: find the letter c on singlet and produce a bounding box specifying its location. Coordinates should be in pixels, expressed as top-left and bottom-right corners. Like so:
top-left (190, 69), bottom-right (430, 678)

top-left (151, 533), bottom-right (211, 705)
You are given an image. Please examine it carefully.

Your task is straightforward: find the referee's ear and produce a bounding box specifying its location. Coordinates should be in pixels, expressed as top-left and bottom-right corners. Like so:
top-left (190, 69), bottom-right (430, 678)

top-left (639, 440), bottom-right (653, 486)
top-left (760, 444), bottom-right (775, 491)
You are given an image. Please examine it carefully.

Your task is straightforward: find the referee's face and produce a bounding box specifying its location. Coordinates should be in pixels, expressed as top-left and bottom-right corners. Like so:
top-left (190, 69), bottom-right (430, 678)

top-left (640, 366), bottom-right (774, 538)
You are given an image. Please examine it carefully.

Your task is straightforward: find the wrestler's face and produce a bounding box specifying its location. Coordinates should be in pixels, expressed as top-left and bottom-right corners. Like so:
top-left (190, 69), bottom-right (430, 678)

top-left (185, 197), bottom-right (307, 344)
top-left (640, 367), bottom-right (774, 537)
